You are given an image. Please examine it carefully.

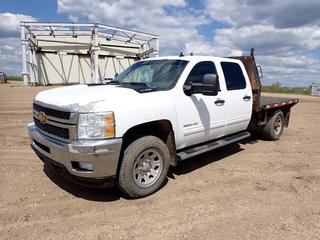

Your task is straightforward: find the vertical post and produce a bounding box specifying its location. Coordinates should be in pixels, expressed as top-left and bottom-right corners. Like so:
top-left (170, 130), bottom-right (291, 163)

top-left (29, 47), bottom-right (35, 85)
top-left (155, 38), bottom-right (160, 57)
top-left (91, 24), bottom-right (100, 83)
top-left (20, 23), bottom-right (29, 85)
top-left (32, 47), bottom-right (38, 84)
top-left (93, 49), bottom-right (99, 83)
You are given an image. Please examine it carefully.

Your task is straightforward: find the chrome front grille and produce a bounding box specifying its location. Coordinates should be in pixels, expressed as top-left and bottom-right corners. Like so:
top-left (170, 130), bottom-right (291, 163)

top-left (34, 117), bottom-right (70, 139)
top-left (32, 102), bottom-right (78, 142)
top-left (33, 103), bottom-right (71, 120)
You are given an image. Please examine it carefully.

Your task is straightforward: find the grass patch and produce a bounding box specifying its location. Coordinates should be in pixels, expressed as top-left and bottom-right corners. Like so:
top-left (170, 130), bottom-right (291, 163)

top-left (6, 75), bottom-right (23, 81)
top-left (262, 83), bottom-right (311, 95)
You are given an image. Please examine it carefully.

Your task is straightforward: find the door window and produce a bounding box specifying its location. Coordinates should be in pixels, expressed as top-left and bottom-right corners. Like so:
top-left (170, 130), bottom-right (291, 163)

top-left (185, 61), bottom-right (217, 84)
top-left (221, 62), bottom-right (246, 90)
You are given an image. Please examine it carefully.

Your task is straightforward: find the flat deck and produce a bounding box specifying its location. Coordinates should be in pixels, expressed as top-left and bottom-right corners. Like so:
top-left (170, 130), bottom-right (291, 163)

top-left (260, 96), bottom-right (299, 109)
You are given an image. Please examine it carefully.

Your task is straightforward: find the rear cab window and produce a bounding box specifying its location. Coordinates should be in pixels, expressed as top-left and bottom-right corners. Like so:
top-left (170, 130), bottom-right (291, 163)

top-left (221, 62), bottom-right (246, 90)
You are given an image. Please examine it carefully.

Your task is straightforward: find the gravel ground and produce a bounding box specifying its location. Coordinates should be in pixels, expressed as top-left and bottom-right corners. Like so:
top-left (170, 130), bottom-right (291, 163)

top-left (0, 82), bottom-right (319, 240)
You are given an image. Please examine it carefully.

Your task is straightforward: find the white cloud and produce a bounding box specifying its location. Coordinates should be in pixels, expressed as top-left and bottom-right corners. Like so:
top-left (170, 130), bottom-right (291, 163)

top-left (0, 39), bottom-right (22, 75)
top-left (257, 54), bottom-right (320, 86)
top-left (206, 24), bottom-right (320, 86)
top-left (58, 0), bottom-right (320, 86)
top-left (0, 12), bottom-right (36, 37)
top-left (3, 45), bottom-right (15, 51)
top-left (183, 23), bottom-right (320, 86)
top-left (211, 25), bottom-right (320, 55)
top-left (205, 0), bottom-right (320, 28)
top-left (58, 0), bottom-right (187, 22)
top-left (57, 0), bottom-right (209, 55)
top-left (0, 12), bottom-right (36, 75)
top-left (202, 0), bottom-right (320, 86)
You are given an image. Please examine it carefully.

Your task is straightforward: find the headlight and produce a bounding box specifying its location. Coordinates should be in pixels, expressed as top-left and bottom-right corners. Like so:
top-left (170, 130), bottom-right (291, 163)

top-left (78, 112), bottom-right (115, 139)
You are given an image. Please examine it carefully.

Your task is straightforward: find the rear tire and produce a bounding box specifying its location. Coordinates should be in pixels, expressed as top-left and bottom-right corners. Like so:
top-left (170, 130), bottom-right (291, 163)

top-left (263, 110), bottom-right (284, 140)
top-left (118, 136), bottom-right (170, 198)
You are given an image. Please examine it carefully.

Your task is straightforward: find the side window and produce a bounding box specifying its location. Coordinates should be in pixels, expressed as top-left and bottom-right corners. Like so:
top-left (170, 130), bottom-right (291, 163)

top-left (186, 61), bottom-right (217, 84)
top-left (221, 62), bottom-right (246, 90)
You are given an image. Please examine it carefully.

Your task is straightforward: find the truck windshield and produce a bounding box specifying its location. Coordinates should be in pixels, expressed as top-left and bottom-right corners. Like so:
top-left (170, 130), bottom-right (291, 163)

top-left (113, 59), bottom-right (188, 91)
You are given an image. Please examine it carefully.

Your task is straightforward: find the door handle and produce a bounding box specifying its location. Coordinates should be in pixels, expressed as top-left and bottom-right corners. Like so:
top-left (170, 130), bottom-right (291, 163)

top-left (243, 95), bottom-right (251, 101)
top-left (214, 99), bottom-right (225, 105)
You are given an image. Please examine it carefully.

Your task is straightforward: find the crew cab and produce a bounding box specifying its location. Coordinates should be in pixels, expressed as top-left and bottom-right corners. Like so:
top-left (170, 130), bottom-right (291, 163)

top-left (28, 50), bottom-right (298, 197)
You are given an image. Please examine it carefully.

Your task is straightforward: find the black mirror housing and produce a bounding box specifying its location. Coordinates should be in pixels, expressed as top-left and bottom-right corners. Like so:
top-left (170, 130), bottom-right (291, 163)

top-left (184, 74), bottom-right (219, 96)
top-left (202, 73), bottom-right (219, 95)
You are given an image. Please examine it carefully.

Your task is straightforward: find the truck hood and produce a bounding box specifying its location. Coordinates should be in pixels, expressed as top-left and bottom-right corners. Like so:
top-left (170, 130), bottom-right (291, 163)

top-left (34, 84), bottom-right (140, 112)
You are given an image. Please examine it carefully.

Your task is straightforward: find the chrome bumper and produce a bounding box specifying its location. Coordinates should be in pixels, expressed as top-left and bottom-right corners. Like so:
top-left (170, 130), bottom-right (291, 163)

top-left (28, 122), bottom-right (122, 179)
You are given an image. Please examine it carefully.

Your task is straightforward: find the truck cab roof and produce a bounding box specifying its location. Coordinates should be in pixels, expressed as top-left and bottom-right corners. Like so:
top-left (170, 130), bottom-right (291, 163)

top-left (145, 55), bottom-right (242, 64)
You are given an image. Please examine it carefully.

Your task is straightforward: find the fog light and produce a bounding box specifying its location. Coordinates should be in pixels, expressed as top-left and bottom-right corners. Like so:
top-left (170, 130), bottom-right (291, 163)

top-left (78, 162), bottom-right (93, 171)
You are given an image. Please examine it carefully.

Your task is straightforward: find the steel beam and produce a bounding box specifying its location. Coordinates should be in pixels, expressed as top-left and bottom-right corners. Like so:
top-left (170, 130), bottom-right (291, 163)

top-left (20, 24), bottom-right (29, 85)
top-left (20, 21), bottom-right (159, 85)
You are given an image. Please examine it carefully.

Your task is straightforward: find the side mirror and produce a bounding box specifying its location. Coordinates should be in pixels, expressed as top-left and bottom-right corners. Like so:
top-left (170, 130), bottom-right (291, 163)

top-left (184, 74), bottom-right (219, 96)
top-left (256, 65), bottom-right (263, 78)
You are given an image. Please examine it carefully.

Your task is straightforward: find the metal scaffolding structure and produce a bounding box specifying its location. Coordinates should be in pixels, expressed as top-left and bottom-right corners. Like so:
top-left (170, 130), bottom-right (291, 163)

top-left (20, 22), bottom-right (160, 85)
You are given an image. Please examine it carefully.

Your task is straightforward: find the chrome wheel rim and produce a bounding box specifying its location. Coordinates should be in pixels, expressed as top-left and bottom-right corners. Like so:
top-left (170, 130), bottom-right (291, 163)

top-left (133, 149), bottom-right (163, 188)
top-left (273, 116), bottom-right (283, 135)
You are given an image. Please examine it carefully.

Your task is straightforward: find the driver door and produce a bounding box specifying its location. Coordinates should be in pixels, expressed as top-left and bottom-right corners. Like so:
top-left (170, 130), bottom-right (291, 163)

top-left (177, 61), bottom-right (227, 148)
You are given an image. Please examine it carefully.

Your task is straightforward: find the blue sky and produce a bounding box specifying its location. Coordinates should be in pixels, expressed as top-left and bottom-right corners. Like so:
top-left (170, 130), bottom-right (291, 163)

top-left (0, 0), bottom-right (319, 87)
top-left (0, 0), bottom-right (59, 20)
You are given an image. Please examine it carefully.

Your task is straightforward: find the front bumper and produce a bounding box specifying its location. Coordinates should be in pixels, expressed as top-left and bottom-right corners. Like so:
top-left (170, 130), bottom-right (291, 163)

top-left (28, 122), bottom-right (122, 179)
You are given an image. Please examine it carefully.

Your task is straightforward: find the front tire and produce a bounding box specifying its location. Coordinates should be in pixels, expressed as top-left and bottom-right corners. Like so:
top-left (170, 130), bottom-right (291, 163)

top-left (118, 136), bottom-right (170, 198)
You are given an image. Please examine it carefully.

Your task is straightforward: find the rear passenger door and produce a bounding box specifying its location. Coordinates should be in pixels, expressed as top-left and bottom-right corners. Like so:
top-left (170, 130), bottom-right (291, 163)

top-left (220, 61), bottom-right (253, 135)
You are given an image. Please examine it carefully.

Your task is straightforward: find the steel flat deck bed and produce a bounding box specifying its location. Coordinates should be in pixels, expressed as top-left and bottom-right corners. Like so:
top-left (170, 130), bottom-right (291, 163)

top-left (260, 96), bottom-right (299, 110)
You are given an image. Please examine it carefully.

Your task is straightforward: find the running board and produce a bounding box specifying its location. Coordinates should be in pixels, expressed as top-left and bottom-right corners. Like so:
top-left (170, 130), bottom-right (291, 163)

top-left (177, 131), bottom-right (250, 161)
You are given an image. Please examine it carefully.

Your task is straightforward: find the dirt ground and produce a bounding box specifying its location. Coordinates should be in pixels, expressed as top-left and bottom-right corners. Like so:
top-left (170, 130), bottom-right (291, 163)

top-left (0, 81), bottom-right (319, 240)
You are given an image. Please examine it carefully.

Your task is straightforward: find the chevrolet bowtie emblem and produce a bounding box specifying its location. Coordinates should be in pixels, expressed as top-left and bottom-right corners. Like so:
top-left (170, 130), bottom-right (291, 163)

top-left (37, 112), bottom-right (47, 124)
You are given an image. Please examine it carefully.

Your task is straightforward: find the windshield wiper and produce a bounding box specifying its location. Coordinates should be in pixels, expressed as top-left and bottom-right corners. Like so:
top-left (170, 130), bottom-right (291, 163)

top-left (102, 79), bottom-right (121, 85)
top-left (126, 82), bottom-right (156, 89)
top-left (123, 82), bottom-right (158, 92)
top-left (128, 82), bottom-right (151, 87)
top-left (87, 80), bottom-right (120, 86)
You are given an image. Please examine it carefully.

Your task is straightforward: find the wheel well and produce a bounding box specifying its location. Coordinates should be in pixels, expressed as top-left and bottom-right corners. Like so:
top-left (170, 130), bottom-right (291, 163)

top-left (266, 107), bottom-right (290, 127)
top-left (119, 120), bottom-right (177, 171)
top-left (252, 107), bottom-right (290, 128)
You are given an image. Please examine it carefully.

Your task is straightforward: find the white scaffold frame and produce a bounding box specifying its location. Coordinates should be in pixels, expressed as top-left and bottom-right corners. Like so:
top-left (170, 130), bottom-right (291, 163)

top-left (311, 83), bottom-right (320, 96)
top-left (20, 22), bottom-right (160, 85)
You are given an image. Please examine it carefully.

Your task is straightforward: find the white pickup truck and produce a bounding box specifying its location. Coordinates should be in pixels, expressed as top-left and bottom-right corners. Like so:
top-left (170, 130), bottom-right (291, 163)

top-left (28, 50), bottom-right (298, 197)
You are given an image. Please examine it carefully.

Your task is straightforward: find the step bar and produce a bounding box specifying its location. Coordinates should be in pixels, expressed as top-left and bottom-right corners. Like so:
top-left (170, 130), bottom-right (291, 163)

top-left (176, 131), bottom-right (250, 161)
